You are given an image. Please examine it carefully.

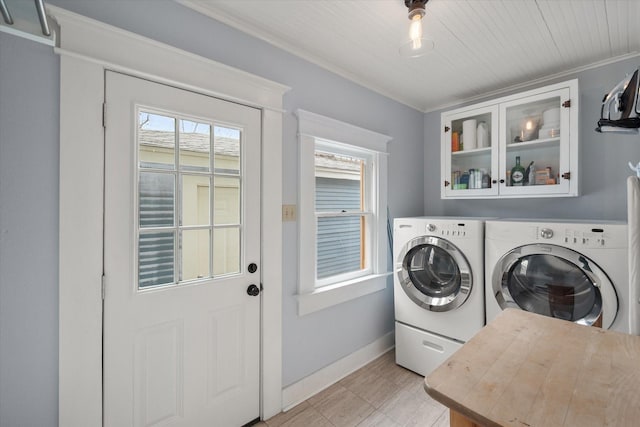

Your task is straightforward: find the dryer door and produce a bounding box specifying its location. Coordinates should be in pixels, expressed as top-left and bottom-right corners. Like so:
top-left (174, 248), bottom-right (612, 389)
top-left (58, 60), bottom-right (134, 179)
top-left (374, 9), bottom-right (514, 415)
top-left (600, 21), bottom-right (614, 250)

top-left (493, 244), bottom-right (618, 328)
top-left (396, 236), bottom-right (472, 312)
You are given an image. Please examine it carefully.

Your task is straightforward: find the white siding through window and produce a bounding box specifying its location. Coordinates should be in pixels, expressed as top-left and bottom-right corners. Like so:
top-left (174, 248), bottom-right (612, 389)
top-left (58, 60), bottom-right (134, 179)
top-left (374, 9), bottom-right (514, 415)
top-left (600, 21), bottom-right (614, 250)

top-left (316, 177), bottom-right (361, 279)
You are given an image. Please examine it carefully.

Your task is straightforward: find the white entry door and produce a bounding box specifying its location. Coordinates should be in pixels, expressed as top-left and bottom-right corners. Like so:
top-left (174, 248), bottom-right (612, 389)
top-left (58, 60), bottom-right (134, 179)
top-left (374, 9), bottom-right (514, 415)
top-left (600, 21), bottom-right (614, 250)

top-left (103, 71), bottom-right (262, 427)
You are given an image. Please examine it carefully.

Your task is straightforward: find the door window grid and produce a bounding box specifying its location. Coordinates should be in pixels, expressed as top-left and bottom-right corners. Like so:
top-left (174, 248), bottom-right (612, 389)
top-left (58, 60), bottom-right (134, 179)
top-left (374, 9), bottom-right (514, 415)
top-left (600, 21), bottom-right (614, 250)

top-left (137, 109), bottom-right (243, 289)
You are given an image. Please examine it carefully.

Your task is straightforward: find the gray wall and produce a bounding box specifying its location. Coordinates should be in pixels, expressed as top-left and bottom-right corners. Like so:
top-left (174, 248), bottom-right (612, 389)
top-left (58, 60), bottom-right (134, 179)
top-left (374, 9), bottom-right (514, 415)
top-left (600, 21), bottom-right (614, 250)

top-left (0, 33), bottom-right (60, 425)
top-left (424, 56), bottom-right (640, 220)
top-left (0, 1), bottom-right (425, 424)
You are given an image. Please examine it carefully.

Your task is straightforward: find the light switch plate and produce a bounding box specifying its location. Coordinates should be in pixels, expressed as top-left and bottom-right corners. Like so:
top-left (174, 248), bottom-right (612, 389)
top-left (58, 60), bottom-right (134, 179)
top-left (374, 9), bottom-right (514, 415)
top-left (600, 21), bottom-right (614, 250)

top-left (282, 204), bottom-right (296, 221)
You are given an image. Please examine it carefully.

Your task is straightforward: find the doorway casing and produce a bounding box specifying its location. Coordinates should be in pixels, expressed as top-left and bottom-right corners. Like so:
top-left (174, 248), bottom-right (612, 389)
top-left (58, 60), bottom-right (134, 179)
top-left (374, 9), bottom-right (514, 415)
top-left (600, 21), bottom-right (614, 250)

top-left (52, 6), bottom-right (289, 425)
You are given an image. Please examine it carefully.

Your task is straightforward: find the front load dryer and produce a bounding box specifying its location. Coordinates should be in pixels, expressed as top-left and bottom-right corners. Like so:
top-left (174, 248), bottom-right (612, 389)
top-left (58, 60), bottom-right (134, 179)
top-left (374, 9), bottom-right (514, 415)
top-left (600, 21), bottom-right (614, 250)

top-left (485, 219), bottom-right (629, 333)
top-left (393, 217), bottom-right (486, 376)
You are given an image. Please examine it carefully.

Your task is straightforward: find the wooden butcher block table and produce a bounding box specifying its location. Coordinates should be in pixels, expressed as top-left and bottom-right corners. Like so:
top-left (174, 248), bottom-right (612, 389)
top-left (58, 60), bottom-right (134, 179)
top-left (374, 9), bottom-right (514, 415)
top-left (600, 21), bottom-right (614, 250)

top-left (424, 308), bottom-right (640, 427)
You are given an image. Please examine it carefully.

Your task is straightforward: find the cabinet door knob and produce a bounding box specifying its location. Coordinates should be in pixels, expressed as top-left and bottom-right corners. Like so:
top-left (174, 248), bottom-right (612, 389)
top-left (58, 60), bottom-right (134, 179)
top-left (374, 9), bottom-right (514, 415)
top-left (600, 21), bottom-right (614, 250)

top-left (499, 179), bottom-right (505, 184)
top-left (562, 172), bottom-right (571, 180)
top-left (492, 179), bottom-right (498, 184)
top-left (444, 180), bottom-right (450, 187)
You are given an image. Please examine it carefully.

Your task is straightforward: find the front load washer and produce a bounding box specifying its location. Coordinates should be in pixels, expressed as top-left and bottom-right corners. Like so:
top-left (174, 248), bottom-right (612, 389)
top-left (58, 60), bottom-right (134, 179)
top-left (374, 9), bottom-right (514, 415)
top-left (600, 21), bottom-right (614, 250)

top-left (394, 217), bottom-right (486, 376)
top-left (485, 219), bottom-right (629, 333)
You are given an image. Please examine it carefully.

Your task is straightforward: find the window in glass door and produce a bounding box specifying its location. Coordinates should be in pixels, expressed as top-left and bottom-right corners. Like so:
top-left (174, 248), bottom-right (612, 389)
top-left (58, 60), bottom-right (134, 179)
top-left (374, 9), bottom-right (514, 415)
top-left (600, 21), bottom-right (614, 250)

top-left (137, 110), bottom-right (243, 289)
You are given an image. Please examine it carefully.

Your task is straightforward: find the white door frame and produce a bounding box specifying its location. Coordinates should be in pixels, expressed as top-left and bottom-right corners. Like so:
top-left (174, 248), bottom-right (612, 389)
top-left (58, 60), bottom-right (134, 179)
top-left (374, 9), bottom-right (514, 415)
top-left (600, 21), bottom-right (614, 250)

top-left (52, 6), bottom-right (289, 426)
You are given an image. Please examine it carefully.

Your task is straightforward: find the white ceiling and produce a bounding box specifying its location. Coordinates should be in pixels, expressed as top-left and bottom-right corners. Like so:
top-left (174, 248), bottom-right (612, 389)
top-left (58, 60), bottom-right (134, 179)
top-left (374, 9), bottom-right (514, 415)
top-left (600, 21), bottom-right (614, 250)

top-left (180, 0), bottom-right (640, 112)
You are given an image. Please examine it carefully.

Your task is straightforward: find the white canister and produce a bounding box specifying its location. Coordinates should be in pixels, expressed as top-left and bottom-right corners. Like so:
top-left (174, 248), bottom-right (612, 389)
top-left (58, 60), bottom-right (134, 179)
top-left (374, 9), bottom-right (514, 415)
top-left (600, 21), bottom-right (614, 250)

top-left (476, 121), bottom-right (489, 148)
top-left (462, 119), bottom-right (477, 150)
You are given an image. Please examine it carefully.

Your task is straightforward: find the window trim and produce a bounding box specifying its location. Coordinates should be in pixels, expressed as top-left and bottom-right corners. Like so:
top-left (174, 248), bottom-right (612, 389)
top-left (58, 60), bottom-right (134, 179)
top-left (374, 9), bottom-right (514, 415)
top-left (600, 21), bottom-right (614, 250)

top-left (297, 109), bottom-right (391, 316)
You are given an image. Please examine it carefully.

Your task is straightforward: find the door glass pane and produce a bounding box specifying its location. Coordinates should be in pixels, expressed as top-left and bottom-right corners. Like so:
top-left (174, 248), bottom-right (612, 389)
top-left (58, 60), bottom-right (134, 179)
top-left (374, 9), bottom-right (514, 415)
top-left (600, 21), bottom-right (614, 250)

top-left (316, 216), bottom-right (363, 280)
top-left (139, 172), bottom-right (175, 228)
top-left (405, 245), bottom-right (461, 297)
top-left (214, 176), bottom-right (240, 225)
top-left (506, 254), bottom-right (599, 321)
top-left (449, 111), bottom-right (493, 192)
top-left (181, 175), bottom-right (210, 226)
top-left (180, 229), bottom-right (210, 281)
top-left (138, 112), bottom-right (175, 170)
top-left (139, 231), bottom-right (175, 288)
top-left (179, 119), bottom-right (210, 172)
top-left (213, 227), bottom-right (240, 275)
top-left (214, 126), bottom-right (240, 175)
top-left (315, 151), bottom-right (363, 212)
top-left (504, 95), bottom-right (561, 187)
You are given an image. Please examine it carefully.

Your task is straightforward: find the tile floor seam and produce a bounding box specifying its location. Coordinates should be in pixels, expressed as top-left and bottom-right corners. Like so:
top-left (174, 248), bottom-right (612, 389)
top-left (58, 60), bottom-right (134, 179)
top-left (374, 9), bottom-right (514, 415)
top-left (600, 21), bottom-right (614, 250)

top-left (264, 350), bottom-right (448, 427)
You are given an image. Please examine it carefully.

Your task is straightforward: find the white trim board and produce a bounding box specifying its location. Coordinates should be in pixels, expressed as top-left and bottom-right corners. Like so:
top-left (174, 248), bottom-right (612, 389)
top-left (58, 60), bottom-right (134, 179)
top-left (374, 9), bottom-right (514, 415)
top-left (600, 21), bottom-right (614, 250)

top-left (50, 6), bottom-right (288, 112)
top-left (50, 5), bottom-right (289, 425)
top-left (281, 332), bottom-right (395, 411)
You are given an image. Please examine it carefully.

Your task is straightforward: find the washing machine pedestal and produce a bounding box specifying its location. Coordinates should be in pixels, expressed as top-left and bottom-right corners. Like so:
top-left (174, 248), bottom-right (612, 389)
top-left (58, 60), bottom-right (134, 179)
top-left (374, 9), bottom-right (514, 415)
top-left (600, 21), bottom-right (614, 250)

top-left (395, 322), bottom-right (463, 377)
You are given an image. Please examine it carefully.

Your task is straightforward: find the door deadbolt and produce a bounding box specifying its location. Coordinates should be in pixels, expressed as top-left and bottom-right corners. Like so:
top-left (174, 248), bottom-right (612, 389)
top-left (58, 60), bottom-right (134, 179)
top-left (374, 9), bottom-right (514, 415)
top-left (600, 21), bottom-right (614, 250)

top-left (248, 263), bottom-right (258, 273)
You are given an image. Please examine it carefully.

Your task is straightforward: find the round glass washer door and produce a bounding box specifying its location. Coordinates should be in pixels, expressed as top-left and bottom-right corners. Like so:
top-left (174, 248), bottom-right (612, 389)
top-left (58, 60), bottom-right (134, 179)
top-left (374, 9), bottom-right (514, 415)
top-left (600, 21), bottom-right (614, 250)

top-left (396, 235), bottom-right (472, 312)
top-left (493, 244), bottom-right (618, 328)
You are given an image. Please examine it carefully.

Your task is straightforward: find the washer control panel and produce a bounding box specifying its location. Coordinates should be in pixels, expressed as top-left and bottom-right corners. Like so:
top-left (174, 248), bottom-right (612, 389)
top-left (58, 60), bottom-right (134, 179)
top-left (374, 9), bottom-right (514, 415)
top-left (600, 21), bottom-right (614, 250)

top-left (427, 223), bottom-right (470, 238)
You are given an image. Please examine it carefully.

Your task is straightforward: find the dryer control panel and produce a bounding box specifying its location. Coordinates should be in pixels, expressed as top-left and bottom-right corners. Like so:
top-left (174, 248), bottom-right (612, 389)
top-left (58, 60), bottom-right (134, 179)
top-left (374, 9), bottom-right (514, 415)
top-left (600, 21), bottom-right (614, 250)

top-left (562, 229), bottom-right (608, 248)
top-left (532, 224), bottom-right (628, 249)
top-left (486, 221), bottom-right (627, 250)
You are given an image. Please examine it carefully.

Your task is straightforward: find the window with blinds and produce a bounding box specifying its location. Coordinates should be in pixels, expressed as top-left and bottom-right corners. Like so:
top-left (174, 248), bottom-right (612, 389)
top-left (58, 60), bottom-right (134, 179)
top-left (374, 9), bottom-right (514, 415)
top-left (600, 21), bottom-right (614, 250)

top-left (296, 109), bottom-right (390, 315)
top-left (314, 145), bottom-right (372, 287)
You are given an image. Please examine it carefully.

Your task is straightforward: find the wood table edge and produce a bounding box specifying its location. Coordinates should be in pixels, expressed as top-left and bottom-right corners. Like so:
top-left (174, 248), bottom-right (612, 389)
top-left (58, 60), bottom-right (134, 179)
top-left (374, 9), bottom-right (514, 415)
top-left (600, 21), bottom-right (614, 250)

top-left (424, 377), bottom-right (501, 427)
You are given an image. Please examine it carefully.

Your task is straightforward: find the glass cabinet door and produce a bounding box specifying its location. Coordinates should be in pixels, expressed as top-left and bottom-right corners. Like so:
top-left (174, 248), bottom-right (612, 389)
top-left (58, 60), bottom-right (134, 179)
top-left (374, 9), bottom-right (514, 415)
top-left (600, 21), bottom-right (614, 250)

top-left (498, 87), bottom-right (572, 196)
top-left (441, 105), bottom-right (499, 198)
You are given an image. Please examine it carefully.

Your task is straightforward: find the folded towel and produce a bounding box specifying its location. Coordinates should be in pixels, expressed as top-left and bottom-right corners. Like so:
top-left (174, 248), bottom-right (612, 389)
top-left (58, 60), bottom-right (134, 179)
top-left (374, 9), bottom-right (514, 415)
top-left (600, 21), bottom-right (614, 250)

top-left (628, 176), bottom-right (640, 335)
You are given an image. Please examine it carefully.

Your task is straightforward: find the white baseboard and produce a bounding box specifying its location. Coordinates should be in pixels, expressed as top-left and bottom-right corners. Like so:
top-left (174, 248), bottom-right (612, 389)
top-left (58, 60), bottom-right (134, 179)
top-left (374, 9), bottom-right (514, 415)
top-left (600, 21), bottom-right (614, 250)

top-left (281, 331), bottom-right (395, 411)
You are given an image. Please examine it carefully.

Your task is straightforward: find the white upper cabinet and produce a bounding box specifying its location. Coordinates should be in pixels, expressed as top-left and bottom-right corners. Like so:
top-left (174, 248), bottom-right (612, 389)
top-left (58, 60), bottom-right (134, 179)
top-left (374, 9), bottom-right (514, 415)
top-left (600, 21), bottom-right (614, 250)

top-left (441, 79), bottom-right (578, 199)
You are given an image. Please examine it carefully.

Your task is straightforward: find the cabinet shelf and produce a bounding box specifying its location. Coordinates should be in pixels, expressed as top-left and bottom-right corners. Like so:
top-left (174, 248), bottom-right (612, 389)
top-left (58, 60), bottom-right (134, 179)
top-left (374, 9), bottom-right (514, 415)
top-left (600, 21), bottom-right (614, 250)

top-left (506, 137), bottom-right (560, 151)
top-left (451, 147), bottom-right (492, 158)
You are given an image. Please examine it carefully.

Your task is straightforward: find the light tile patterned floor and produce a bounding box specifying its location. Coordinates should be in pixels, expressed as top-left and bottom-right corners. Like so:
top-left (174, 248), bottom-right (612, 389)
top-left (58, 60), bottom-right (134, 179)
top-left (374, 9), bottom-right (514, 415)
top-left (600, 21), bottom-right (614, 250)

top-left (258, 350), bottom-right (449, 427)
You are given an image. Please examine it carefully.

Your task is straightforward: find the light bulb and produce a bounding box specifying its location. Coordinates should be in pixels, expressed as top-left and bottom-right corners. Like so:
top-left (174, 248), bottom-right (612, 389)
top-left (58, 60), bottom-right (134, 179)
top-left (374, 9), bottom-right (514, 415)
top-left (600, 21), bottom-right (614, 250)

top-left (409, 14), bottom-right (423, 49)
top-left (399, 4), bottom-right (433, 58)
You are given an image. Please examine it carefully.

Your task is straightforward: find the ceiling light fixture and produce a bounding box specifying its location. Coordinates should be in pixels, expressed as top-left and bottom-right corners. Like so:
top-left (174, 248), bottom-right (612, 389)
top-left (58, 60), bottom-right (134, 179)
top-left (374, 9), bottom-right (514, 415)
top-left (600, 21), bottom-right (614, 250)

top-left (399, 0), bottom-right (434, 58)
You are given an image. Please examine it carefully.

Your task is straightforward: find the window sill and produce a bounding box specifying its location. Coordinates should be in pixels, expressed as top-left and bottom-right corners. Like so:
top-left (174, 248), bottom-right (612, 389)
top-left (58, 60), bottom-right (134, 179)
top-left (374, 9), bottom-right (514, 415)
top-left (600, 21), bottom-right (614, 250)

top-left (297, 272), bottom-right (391, 316)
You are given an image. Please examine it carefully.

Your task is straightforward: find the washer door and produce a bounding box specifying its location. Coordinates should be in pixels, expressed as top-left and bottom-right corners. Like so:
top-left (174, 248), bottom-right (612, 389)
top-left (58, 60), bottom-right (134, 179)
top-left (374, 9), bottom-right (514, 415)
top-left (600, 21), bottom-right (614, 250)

top-left (493, 244), bottom-right (618, 328)
top-left (396, 236), bottom-right (472, 312)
